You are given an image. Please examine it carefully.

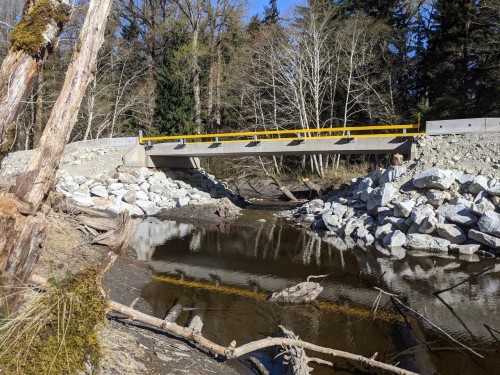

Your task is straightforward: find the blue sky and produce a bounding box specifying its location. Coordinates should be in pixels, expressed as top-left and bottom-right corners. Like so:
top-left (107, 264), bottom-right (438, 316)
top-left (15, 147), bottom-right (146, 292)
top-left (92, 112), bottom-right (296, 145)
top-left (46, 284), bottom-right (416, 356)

top-left (245, 0), bottom-right (303, 21)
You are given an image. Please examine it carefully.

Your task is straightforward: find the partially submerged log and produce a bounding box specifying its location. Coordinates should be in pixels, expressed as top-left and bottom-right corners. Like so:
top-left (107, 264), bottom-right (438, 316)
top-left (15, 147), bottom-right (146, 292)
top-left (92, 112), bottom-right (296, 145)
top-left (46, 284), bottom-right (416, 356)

top-left (268, 282), bottom-right (323, 304)
top-left (30, 276), bottom-right (419, 375)
top-left (277, 325), bottom-right (312, 375)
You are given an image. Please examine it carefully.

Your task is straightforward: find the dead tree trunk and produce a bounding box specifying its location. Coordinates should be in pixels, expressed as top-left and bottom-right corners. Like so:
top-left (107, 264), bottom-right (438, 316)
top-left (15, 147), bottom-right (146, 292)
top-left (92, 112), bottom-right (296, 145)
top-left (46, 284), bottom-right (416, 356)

top-left (0, 0), bottom-right (113, 313)
top-left (12, 0), bottom-right (113, 210)
top-left (0, 0), bottom-right (71, 148)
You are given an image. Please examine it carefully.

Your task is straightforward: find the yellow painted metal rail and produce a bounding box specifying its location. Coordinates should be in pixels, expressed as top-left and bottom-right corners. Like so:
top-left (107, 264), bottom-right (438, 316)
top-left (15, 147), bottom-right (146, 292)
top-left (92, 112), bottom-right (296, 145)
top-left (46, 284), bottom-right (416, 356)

top-left (140, 123), bottom-right (424, 145)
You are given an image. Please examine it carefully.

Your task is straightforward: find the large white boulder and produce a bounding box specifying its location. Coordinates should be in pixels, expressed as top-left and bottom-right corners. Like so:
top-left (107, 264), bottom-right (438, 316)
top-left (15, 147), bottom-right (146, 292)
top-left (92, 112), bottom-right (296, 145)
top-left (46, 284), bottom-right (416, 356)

top-left (413, 167), bottom-right (455, 190)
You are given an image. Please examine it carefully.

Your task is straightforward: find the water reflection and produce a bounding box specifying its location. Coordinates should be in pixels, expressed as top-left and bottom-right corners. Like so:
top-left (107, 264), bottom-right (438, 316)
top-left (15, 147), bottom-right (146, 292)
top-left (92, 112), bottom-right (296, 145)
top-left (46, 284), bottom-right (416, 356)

top-left (130, 213), bottom-right (500, 374)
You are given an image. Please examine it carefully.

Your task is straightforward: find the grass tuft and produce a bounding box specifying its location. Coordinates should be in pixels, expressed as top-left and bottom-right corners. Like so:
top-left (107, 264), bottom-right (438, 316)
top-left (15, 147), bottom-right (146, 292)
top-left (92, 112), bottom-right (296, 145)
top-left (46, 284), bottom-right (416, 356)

top-left (0, 268), bottom-right (107, 375)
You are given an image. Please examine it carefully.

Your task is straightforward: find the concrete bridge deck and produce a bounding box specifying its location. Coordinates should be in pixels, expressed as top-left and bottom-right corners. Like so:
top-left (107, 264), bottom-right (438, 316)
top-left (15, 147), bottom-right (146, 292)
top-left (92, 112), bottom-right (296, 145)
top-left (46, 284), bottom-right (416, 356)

top-left (124, 124), bottom-right (422, 168)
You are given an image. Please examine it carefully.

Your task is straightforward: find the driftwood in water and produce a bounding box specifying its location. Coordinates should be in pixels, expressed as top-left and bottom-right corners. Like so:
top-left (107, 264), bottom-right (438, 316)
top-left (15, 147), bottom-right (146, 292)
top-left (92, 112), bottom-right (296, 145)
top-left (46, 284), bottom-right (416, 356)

top-left (186, 301), bottom-right (206, 333)
top-left (268, 282), bottom-right (323, 304)
top-left (302, 178), bottom-right (321, 194)
top-left (109, 300), bottom-right (418, 375)
top-left (29, 275), bottom-right (419, 375)
top-left (164, 303), bottom-right (183, 322)
top-left (269, 175), bottom-right (298, 202)
top-left (277, 325), bottom-right (312, 375)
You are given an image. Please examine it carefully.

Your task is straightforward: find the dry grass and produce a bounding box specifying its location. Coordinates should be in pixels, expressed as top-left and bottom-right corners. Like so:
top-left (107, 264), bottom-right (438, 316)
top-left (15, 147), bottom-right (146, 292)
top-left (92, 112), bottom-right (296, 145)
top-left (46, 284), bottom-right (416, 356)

top-left (0, 269), bottom-right (107, 375)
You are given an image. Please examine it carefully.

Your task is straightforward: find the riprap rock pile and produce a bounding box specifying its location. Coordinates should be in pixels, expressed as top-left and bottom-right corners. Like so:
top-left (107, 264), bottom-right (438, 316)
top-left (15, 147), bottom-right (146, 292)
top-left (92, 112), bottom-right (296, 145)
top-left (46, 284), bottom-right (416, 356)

top-left (292, 165), bottom-right (500, 259)
top-left (56, 166), bottom-right (239, 217)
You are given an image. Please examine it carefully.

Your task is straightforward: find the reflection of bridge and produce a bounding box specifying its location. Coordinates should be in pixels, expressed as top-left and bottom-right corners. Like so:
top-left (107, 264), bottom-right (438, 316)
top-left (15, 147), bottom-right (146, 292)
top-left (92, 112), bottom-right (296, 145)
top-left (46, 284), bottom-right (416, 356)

top-left (124, 124), bottom-right (423, 168)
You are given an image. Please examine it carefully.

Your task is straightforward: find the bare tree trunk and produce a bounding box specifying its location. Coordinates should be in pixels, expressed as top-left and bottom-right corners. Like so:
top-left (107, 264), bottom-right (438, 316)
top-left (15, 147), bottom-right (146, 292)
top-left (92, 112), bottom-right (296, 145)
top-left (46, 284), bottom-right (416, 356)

top-left (192, 27), bottom-right (202, 133)
top-left (0, 0), bottom-right (70, 148)
top-left (0, 0), bottom-right (113, 315)
top-left (12, 0), bottom-right (113, 210)
top-left (33, 67), bottom-right (44, 147)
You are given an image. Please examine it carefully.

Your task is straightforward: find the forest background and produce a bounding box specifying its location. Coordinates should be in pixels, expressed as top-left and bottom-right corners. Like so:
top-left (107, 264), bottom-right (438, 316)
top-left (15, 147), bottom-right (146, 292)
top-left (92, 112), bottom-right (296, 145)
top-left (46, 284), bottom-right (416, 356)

top-left (0, 0), bottom-right (498, 177)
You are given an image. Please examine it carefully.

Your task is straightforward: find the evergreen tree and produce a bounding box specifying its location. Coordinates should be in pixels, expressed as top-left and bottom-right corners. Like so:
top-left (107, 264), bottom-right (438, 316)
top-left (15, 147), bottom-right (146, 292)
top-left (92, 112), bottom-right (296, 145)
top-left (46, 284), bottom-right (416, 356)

top-left (263, 0), bottom-right (279, 25)
top-left (471, 0), bottom-right (500, 116)
top-left (424, 0), bottom-right (476, 119)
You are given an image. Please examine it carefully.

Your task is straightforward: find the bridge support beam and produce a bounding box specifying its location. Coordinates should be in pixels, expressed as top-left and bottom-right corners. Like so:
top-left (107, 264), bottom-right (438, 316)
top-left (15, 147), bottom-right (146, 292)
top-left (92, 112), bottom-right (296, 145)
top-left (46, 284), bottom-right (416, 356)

top-left (123, 145), bottom-right (200, 169)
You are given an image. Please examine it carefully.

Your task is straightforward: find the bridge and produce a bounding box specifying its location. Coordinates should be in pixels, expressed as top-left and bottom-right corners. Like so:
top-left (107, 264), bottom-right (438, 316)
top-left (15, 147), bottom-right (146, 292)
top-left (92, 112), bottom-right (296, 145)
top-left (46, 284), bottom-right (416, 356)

top-left (123, 123), bottom-right (423, 168)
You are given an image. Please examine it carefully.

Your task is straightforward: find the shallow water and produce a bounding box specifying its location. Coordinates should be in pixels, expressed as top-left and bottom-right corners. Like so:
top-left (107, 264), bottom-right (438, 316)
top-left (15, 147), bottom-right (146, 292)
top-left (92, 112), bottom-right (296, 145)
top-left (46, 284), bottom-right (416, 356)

top-left (130, 202), bottom-right (500, 374)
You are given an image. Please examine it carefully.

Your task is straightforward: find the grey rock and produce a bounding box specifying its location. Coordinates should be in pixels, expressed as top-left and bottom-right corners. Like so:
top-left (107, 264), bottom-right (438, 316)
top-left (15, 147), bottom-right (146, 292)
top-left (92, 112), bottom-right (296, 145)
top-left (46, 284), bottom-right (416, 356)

top-left (330, 202), bottom-right (348, 218)
top-left (108, 182), bottom-right (124, 191)
top-left (379, 165), bottom-right (406, 185)
top-left (426, 189), bottom-right (451, 207)
top-left (117, 172), bottom-right (138, 185)
top-left (405, 233), bottom-right (450, 252)
top-left (468, 229), bottom-right (500, 249)
top-left (393, 200), bottom-right (415, 218)
top-left (487, 185), bottom-right (500, 196)
top-left (367, 169), bottom-right (384, 186)
top-left (478, 211), bottom-right (500, 237)
top-left (70, 196), bottom-right (93, 207)
top-left (73, 175), bottom-right (87, 184)
top-left (453, 170), bottom-right (474, 184)
top-left (436, 223), bottom-right (467, 244)
top-left (139, 181), bottom-right (150, 193)
top-left (411, 204), bottom-right (435, 226)
top-left (382, 230), bottom-right (406, 248)
top-left (383, 216), bottom-right (410, 232)
top-left (468, 175), bottom-right (489, 194)
top-left (322, 212), bottom-right (343, 232)
top-left (375, 223), bottom-right (395, 240)
top-left (175, 180), bottom-right (192, 190)
top-left (177, 196), bottom-right (190, 207)
top-left (449, 244), bottom-right (481, 255)
top-left (471, 197), bottom-right (496, 215)
top-left (367, 183), bottom-right (398, 213)
top-left (436, 204), bottom-right (478, 226)
top-left (60, 180), bottom-right (79, 194)
top-left (413, 167), bottom-right (455, 190)
top-left (418, 216), bottom-right (437, 234)
top-left (136, 199), bottom-right (162, 216)
top-left (123, 191), bottom-right (137, 204)
top-left (107, 202), bottom-right (144, 217)
top-left (90, 185), bottom-right (108, 198)
top-left (135, 190), bottom-right (149, 201)
top-left (360, 187), bottom-right (373, 203)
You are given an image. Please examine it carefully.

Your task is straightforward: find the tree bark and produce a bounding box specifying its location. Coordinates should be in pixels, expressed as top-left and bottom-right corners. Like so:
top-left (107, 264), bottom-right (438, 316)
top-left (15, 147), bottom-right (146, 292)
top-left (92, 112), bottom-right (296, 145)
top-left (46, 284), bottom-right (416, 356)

top-left (0, 0), bottom-right (71, 149)
top-left (11, 0), bottom-right (114, 210)
top-left (1, 0), bottom-right (113, 314)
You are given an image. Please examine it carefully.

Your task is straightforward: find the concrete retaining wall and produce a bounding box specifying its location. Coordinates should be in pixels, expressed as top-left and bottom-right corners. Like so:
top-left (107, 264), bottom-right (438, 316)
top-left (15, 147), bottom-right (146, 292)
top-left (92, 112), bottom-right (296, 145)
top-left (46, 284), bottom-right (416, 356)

top-left (427, 118), bottom-right (500, 135)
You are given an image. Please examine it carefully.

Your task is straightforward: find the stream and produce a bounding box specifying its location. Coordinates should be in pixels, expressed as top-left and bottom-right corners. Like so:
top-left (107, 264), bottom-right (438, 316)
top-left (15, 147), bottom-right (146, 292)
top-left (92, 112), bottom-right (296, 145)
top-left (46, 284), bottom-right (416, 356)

top-left (129, 201), bottom-right (500, 374)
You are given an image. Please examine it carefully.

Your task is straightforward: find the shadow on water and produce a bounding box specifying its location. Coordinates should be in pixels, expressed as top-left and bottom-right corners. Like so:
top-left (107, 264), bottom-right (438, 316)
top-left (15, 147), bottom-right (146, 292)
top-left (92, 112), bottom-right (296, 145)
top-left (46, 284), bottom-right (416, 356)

top-left (129, 203), bottom-right (500, 374)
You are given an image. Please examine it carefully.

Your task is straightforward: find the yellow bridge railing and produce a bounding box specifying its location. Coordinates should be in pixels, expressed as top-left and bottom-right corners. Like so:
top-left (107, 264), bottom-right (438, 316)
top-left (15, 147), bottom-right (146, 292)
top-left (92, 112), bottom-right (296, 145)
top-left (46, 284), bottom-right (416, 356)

top-left (140, 123), bottom-right (424, 145)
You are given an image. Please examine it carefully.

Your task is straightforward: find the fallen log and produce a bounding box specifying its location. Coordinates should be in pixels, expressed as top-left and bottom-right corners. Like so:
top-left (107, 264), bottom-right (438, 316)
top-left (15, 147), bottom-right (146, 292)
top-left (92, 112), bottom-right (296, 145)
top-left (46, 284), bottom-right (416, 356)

top-left (29, 276), bottom-right (418, 375)
top-left (302, 178), bottom-right (321, 195)
top-left (277, 325), bottom-right (311, 375)
top-left (268, 282), bottom-right (323, 304)
top-left (268, 175), bottom-right (298, 202)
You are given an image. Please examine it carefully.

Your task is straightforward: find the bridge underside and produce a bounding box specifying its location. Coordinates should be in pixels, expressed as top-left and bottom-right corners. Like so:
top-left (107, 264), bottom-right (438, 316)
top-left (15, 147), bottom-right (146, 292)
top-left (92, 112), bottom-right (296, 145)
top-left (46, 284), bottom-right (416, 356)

top-left (123, 136), bottom-right (413, 168)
